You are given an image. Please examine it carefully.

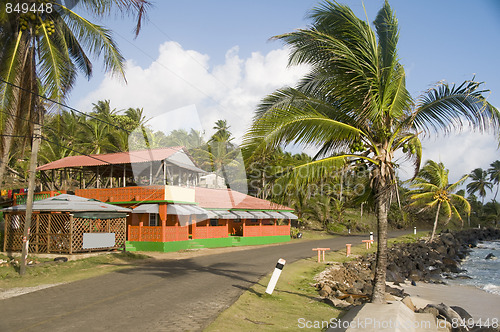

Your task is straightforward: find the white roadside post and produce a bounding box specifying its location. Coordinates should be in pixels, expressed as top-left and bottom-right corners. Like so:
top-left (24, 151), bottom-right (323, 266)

top-left (265, 258), bottom-right (286, 295)
top-left (413, 227), bottom-right (417, 235)
top-left (369, 232), bottom-right (373, 241)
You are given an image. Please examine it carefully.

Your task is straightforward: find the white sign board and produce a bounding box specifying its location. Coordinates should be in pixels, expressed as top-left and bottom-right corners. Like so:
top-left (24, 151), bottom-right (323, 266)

top-left (82, 233), bottom-right (116, 249)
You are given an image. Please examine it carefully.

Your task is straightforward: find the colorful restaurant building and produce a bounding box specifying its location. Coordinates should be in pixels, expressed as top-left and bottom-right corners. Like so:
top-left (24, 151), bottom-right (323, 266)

top-left (10, 147), bottom-right (296, 253)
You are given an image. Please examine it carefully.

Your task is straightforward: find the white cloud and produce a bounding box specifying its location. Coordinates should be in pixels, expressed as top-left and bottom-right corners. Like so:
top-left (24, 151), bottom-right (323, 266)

top-left (77, 41), bottom-right (500, 201)
top-left (76, 41), bottom-right (309, 141)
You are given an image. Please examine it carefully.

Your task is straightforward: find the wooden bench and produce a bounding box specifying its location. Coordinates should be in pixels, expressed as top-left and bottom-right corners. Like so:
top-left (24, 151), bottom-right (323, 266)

top-left (312, 248), bottom-right (330, 262)
top-left (362, 239), bottom-right (374, 249)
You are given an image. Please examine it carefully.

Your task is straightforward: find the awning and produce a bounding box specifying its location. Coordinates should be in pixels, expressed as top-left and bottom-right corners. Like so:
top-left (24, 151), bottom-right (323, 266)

top-left (132, 204), bottom-right (159, 214)
top-left (249, 211), bottom-right (272, 219)
top-left (205, 210), bottom-right (220, 219)
top-left (2, 194), bottom-right (132, 214)
top-left (167, 204), bottom-right (208, 218)
top-left (181, 205), bottom-right (208, 219)
top-left (213, 210), bottom-right (238, 219)
top-left (265, 211), bottom-right (286, 219)
top-left (231, 211), bottom-right (255, 219)
top-left (280, 211), bottom-right (298, 219)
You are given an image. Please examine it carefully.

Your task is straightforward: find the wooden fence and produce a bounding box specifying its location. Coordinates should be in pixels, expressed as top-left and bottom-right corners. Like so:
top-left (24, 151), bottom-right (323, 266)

top-left (3, 213), bottom-right (126, 253)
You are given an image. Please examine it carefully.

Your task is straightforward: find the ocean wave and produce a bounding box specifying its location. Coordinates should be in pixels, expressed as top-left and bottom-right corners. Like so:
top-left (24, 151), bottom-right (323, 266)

top-left (482, 284), bottom-right (500, 296)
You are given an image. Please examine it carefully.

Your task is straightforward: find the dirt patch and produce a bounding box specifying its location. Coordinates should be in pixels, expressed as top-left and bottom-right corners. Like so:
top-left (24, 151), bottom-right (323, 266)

top-left (0, 283), bottom-right (65, 300)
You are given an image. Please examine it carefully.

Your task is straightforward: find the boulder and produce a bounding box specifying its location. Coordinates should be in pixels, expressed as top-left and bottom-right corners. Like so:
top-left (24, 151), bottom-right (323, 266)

top-left (323, 297), bottom-right (352, 309)
top-left (401, 296), bottom-right (416, 312)
top-left (318, 285), bottom-right (333, 297)
top-left (485, 253), bottom-right (497, 260)
top-left (450, 306), bottom-right (473, 321)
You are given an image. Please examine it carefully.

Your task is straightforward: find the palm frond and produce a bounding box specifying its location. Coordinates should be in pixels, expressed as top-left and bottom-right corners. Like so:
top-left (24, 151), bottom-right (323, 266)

top-left (412, 79), bottom-right (500, 136)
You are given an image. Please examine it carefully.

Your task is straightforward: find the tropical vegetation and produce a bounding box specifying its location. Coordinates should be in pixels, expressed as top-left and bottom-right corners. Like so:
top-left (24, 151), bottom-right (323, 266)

top-left (409, 160), bottom-right (470, 241)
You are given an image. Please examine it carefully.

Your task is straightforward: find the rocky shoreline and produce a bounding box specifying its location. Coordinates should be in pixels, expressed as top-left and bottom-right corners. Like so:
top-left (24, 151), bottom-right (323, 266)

top-left (314, 228), bottom-right (500, 331)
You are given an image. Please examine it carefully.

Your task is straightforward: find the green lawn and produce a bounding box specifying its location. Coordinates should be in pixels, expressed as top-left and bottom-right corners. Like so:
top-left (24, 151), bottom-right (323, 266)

top-left (0, 251), bottom-right (148, 289)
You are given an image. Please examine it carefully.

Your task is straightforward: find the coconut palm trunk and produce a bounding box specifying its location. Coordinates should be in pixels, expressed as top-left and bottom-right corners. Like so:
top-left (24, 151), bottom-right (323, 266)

top-left (372, 182), bottom-right (390, 303)
top-left (430, 202), bottom-right (441, 242)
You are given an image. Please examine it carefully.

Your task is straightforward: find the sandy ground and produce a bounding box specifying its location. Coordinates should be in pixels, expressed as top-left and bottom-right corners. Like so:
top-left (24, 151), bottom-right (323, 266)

top-left (398, 281), bottom-right (500, 321)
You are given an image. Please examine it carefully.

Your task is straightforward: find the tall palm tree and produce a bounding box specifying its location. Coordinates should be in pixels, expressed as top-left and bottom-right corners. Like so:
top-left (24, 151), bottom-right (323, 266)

top-left (0, 0), bottom-right (150, 184)
top-left (467, 168), bottom-right (493, 204)
top-left (243, 1), bottom-right (499, 302)
top-left (0, 0), bottom-right (150, 275)
top-left (488, 160), bottom-right (500, 201)
top-left (409, 160), bottom-right (470, 241)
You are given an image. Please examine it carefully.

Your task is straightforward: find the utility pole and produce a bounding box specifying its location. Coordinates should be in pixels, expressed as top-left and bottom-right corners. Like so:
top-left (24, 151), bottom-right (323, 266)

top-left (20, 116), bottom-right (42, 275)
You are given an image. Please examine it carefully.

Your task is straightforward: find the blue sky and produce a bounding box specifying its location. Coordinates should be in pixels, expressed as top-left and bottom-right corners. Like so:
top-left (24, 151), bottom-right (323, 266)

top-left (68, 0), bottom-right (500, 199)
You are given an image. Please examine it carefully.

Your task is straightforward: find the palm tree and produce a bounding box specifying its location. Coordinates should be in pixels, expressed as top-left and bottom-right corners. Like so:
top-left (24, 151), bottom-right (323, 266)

top-left (211, 119), bottom-right (232, 143)
top-left (243, 1), bottom-right (499, 302)
top-left (303, 195), bottom-right (334, 230)
top-left (483, 201), bottom-right (500, 227)
top-left (409, 160), bottom-right (470, 241)
top-left (467, 168), bottom-right (493, 204)
top-left (488, 160), bottom-right (500, 201)
top-left (0, 0), bottom-right (149, 184)
top-left (0, 0), bottom-right (150, 275)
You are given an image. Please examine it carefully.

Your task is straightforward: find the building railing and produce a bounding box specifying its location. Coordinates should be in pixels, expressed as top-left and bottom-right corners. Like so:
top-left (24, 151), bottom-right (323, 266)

top-left (192, 224), bottom-right (228, 239)
top-left (13, 190), bottom-right (65, 205)
top-left (128, 223), bottom-right (189, 242)
top-left (77, 186), bottom-right (165, 203)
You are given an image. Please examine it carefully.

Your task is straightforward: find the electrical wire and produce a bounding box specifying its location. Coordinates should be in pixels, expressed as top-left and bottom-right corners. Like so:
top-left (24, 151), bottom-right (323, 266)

top-left (0, 77), bottom-right (131, 134)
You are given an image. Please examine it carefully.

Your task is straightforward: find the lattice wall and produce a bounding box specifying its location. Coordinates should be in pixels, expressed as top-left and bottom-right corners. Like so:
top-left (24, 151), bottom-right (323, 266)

top-left (71, 217), bottom-right (126, 252)
top-left (3, 213), bottom-right (126, 254)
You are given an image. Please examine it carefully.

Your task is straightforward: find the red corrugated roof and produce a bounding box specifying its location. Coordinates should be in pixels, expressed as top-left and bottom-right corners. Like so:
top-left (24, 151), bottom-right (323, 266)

top-left (37, 147), bottom-right (183, 171)
top-left (195, 187), bottom-right (292, 211)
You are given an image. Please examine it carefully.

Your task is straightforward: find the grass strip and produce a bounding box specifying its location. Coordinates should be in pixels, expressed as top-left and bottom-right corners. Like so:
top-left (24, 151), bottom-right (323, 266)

top-left (0, 251), bottom-right (148, 289)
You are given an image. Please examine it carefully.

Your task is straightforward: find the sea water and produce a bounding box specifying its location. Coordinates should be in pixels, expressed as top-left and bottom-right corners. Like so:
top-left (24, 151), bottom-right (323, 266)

top-left (450, 240), bottom-right (500, 296)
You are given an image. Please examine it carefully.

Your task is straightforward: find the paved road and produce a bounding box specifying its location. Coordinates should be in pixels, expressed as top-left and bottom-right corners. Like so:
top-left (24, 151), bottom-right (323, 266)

top-left (0, 231), bottom-right (409, 332)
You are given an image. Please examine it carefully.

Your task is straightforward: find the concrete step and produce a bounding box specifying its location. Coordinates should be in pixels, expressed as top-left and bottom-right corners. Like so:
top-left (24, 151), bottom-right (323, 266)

top-left (327, 301), bottom-right (437, 331)
top-left (125, 242), bottom-right (137, 252)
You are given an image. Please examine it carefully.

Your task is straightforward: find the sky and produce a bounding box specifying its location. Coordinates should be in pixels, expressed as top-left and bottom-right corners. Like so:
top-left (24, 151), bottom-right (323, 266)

top-left (67, 0), bottom-right (500, 199)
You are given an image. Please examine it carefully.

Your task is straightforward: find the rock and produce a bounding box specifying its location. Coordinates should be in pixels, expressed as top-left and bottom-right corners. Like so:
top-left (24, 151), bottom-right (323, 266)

top-left (386, 269), bottom-right (405, 283)
top-left (345, 295), bottom-right (354, 304)
top-left (409, 269), bottom-right (423, 282)
top-left (385, 285), bottom-right (405, 297)
top-left (442, 257), bottom-right (458, 268)
top-left (319, 285), bottom-right (333, 297)
top-left (420, 305), bottom-right (440, 318)
top-left (425, 303), bottom-right (466, 331)
top-left (323, 297), bottom-right (352, 309)
top-left (411, 280), bottom-right (417, 286)
top-left (385, 293), bottom-right (397, 301)
top-left (485, 253), bottom-right (497, 260)
top-left (401, 296), bottom-right (415, 312)
top-left (450, 306), bottom-right (473, 321)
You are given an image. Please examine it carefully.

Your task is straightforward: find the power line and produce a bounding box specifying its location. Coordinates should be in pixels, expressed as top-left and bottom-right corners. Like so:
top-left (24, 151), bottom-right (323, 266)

top-left (0, 77), bottom-right (131, 134)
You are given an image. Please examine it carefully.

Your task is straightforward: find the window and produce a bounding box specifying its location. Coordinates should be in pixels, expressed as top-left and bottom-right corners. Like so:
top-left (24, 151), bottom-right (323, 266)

top-left (210, 219), bottom-right (218, 226)
top-left (149, 213), bottom-right (158, 226)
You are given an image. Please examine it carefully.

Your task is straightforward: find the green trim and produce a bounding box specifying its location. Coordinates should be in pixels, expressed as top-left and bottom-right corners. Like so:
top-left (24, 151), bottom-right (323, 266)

top-left (126, 235), bottom-right (290, 252)
top-left (106, 200), bottom-right (198, 205)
